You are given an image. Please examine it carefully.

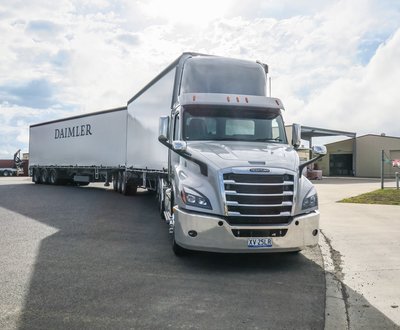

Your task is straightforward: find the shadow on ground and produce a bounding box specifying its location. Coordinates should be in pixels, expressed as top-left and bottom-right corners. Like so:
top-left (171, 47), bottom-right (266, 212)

top-left (0, 181), bottom-right (397, 329)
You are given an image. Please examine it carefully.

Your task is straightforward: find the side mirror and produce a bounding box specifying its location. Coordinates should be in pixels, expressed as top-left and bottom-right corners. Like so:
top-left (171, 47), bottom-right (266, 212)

top-left (311, 145), bottom-right (327, 156)
top-left (172, 140), bottom-right (187, 152)
top-left (298, 145), bottom-right (327, 177)
top-left (159, 116), bottom-right (169, 140)
top-left (292, 124), bottom-right (301, 149)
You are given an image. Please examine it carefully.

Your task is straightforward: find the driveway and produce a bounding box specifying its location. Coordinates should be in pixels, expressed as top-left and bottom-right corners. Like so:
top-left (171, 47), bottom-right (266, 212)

top-left (315, 178), bottom-right (400, 329)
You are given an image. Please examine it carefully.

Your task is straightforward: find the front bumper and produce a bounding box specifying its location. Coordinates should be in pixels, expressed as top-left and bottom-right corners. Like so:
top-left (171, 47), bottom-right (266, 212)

top-left (174, 208), bottom-right (320, 253)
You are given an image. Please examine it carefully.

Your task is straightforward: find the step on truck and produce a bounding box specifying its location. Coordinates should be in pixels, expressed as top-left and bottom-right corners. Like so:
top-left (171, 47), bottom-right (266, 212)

top-left (29, 52), bottom-right (326, 255)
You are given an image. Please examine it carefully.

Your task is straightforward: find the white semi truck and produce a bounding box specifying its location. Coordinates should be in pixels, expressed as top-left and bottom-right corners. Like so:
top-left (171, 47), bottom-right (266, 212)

top-left (29, 52), bottom-right (326, 255)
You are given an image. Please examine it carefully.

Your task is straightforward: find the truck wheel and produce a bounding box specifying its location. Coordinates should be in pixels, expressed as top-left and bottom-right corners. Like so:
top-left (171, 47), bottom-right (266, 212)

top-left (112, 174), bottom-right (118, 191)
top-left (169, 191), bottom-right (187, 256)
top-left (172, 236), bottom-right (188, 257)
top-left (121, 172), bottom-right (128, 195)
top-left (40, 169), bottom-right (49, 184)
top-left (157, 179), bottom-right (165, 219)
top-left (127, 183), bottom-right (138, 196)
top-left (3, 170), bottom-right (10, 177)
top-left (33, 169), bottom-right (41, 184)
top-left (117, 171), bottom-right (123, 193)
top-left (49, 169), bottom-right (59, 185)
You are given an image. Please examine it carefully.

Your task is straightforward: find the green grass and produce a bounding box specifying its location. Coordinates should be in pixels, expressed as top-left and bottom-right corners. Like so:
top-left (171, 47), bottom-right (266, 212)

top-left (340, 189), bottom-right (400, 206)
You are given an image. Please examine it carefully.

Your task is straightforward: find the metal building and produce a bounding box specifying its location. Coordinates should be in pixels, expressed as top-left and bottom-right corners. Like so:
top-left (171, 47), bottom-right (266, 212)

top-left (286, 125), bottom-right (400, 178)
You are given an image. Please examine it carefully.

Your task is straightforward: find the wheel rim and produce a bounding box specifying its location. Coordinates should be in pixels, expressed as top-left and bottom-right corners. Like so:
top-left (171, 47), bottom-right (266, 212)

top-left (50, 171), bottom-right (56, 184)
top-left (121, 176), bottom-right (126, 193)
top-left (112, 174), bottom-right (118, 191)
top-left (41, 170), bottom-right (47, 183)
top-left (117, 172), bottom-right (122, 192)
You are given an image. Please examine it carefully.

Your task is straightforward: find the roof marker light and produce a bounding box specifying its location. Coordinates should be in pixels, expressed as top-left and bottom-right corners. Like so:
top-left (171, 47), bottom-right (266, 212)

top-left (227, 96), bottom-right (231, 102)
top-left (236, 96), bottom-right (240, 103)
top-left (245, 97), bottom-right (249, 103)
top-left (192, 95), bottom-right (196, 101)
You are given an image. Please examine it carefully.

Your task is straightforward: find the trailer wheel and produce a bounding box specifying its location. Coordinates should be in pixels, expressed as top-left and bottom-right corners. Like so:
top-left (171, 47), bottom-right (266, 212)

top-left (127, 183), bottom-right (138, 196)
top-left (40, 169), bottom-right (49, 184)
top-left (112, 173), bottom-right (118, 191)
top-left (32, 169), bottom-right (41, 184)
top-left (120, 172), bottom-right (128, 195)
top-left (49, 169), bottom-right (59, 185)
top-left (117, 171), bottom-right (123, 193)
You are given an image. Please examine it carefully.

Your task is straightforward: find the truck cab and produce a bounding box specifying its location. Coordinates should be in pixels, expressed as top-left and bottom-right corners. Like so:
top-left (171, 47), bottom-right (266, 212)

top-left (159, 54), bottom-right (326, 254)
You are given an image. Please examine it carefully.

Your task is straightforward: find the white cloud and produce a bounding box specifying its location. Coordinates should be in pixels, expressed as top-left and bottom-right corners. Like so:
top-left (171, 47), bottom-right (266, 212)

top-left (298, 27), bottom-right (400, 136)
top-left (0, 0), bottom-right (399, 158)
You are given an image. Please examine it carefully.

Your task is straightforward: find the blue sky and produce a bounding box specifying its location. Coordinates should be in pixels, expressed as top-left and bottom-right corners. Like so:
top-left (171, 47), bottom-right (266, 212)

top-left (1, 0), bottom-right (400, 157)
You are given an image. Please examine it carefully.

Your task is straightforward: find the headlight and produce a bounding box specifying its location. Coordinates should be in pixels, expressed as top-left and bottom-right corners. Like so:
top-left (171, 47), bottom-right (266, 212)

top-left (302, 189), bottom-right (318, 210)
top-left (181, 186), bottom-right (212, 210)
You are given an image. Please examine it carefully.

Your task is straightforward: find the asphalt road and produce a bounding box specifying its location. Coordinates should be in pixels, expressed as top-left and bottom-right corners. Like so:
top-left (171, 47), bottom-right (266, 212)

top-left (0, 177), bottom-right (325, 330)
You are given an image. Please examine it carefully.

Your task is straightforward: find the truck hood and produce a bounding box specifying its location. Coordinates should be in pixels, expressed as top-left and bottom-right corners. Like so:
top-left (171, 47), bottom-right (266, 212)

top-left (187, 141), bottom-right (299, 172)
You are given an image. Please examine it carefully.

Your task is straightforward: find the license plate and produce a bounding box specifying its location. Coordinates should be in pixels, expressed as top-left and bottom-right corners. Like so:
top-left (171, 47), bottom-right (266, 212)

top-left (247, 238), bottom-right (273, 248)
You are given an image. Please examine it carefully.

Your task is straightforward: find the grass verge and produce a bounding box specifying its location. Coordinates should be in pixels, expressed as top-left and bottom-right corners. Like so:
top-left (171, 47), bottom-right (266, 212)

top-left (340, 189), bottom-right (400, 206)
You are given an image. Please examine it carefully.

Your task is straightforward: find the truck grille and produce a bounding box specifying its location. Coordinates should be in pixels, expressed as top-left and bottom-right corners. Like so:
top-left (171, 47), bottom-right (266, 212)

top-left (223, 172), bottom-right (294, 225)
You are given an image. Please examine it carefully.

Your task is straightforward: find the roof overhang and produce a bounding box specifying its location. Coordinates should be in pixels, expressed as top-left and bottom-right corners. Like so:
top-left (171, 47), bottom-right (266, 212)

top-left (296, 125), bottom-right (356, 140)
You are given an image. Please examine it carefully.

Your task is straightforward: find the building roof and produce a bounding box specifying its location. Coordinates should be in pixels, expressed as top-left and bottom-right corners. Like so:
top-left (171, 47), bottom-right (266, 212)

top-left (324, 133), bottom-right (400, 147)
top-left (357, 134), bottom-right (400, 140)
top-left (300, 126), bottom-right (356, 139)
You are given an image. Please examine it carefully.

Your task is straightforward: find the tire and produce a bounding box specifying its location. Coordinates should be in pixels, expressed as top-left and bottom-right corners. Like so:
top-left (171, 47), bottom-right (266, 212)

top-left (120, 172), bottom-right (128, 195)
top-left (127, 182), bottom-right (138, 196)
top-left (49, 169), bottom-right (59, 185)
top-left (169, 190), bottom-right (187, 256)
top-left (40, 169), bottom-right (49, 184)
top-left (3, 170), bottom-right (10, 177)
top-left (172, 236), bottom-right (188, 256)
top-left (33, 169), bottom-right (41, 184)
top-left (112, 173), bottom-right (118, 191)
top-left (157, 181), bottom-right (165, 220)
top-left (117, 171), bottom-right (123, 193)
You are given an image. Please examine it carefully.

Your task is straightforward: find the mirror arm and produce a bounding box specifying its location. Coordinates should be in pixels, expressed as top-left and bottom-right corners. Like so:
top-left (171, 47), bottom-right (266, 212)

top-left (299, 154), bottom-right (325, 177)
top-left (177, 150), bottom-right (208, 176)
top-left (158, 136), bottom-right (208, 176)
top-left (158, 135), bottom-right (172, 149)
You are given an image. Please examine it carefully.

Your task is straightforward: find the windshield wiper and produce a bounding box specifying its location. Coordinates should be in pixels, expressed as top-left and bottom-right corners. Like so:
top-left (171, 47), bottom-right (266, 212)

top-left (254, 138), bottom-right (283, 142)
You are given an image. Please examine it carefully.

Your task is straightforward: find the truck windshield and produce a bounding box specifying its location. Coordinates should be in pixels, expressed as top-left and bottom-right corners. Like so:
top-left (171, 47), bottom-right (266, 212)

top-left (182, 107), bottom-right (287, 143)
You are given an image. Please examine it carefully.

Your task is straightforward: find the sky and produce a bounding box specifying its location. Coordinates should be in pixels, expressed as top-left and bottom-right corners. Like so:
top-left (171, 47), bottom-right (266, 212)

top-left (1, 0), bottom-right (400, 158)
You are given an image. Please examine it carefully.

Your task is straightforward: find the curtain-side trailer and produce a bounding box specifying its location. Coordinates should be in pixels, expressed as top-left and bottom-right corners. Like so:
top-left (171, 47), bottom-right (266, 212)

top-left (29, 107), bottom-right (129, 187)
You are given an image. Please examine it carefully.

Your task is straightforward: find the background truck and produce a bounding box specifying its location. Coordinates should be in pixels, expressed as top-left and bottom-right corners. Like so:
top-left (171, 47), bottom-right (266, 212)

top-left (29, 52), bottom-right (326, 255)
top-left (0, 150), bottom-right (25, 176)
top-left (0, 167), bottom-right (17, 176)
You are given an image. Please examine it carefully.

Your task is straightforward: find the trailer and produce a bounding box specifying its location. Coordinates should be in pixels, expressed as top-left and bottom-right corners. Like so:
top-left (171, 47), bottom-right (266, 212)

top-left (29, 107), bottom-right (129, 187)
top-left (30, 52), bottom-right (326, 255)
